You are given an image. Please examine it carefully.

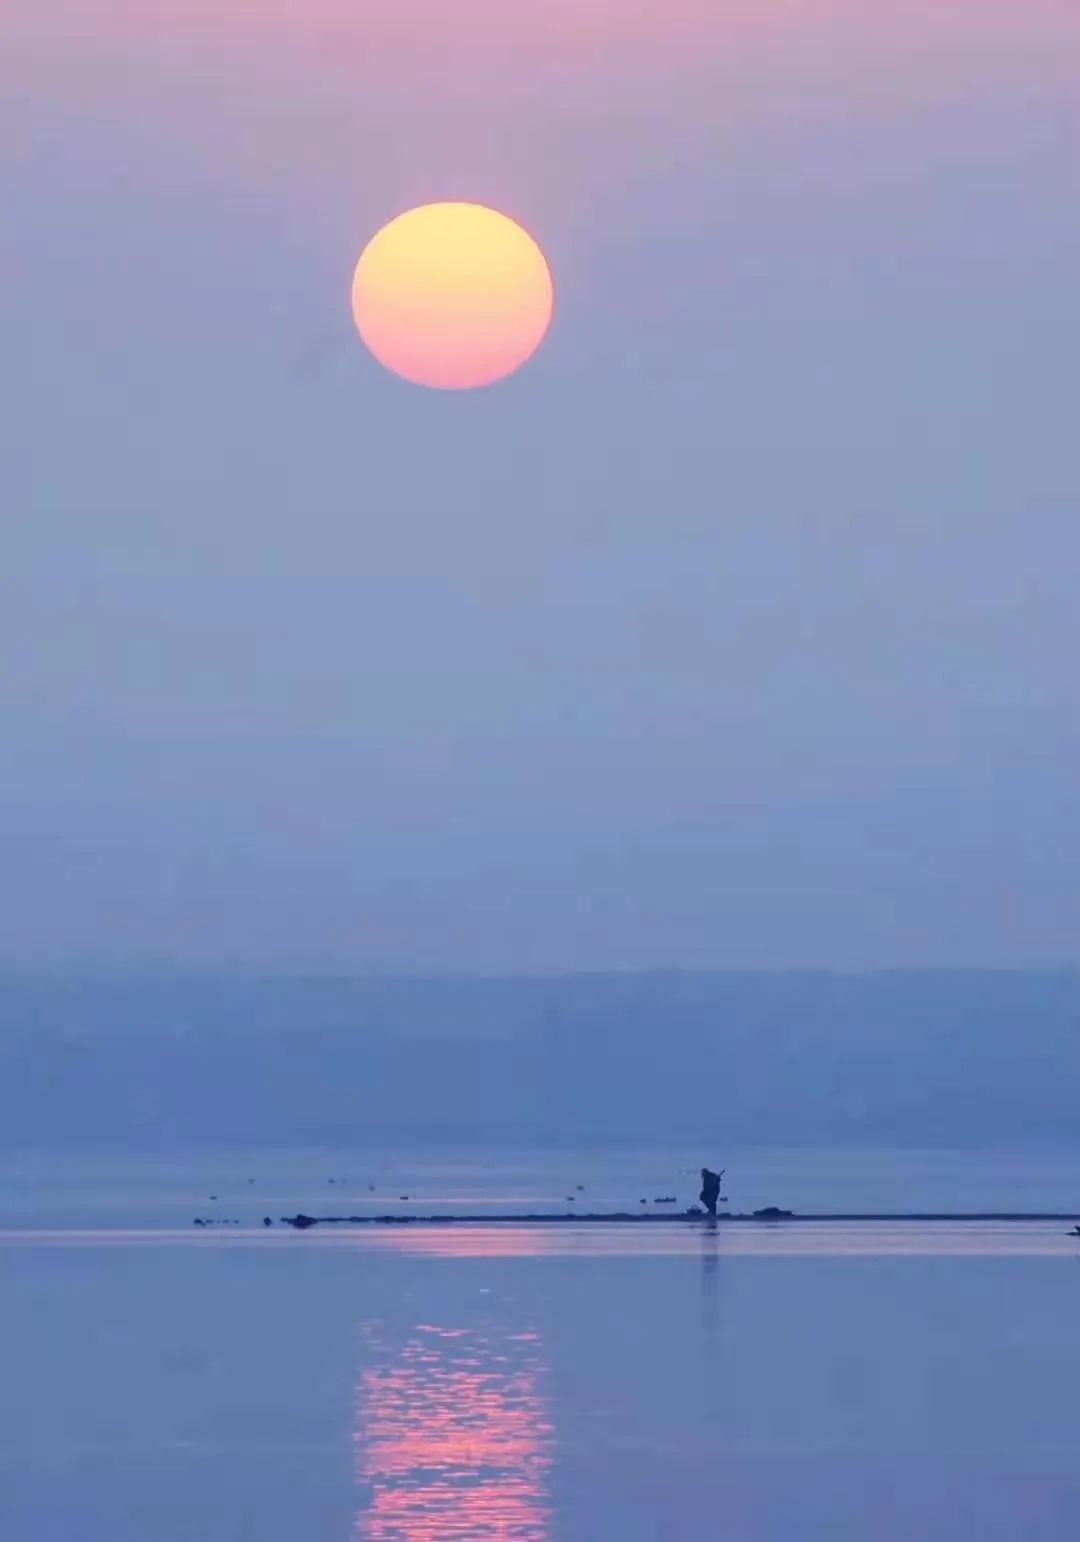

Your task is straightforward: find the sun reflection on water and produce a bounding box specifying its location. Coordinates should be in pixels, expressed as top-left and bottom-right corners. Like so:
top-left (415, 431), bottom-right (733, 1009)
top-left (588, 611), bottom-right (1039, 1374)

top-left (355, 1322), bottom-right (553, 1539)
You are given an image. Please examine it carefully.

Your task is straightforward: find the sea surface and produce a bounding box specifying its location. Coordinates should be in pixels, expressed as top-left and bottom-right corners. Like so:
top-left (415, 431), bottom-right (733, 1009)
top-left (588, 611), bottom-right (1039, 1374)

top-left (3, 1147), bottom-right (1080, 1540)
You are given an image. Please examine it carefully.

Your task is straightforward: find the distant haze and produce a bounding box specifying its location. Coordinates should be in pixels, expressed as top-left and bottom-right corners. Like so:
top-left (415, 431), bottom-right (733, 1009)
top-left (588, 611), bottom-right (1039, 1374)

top-left (2, 971), bottom-right (1077, 1149)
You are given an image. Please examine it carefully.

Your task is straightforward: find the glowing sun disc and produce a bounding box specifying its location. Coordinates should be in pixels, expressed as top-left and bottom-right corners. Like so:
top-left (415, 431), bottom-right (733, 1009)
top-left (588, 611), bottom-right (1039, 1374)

top-left (351, 202), bottom-right (555, 391)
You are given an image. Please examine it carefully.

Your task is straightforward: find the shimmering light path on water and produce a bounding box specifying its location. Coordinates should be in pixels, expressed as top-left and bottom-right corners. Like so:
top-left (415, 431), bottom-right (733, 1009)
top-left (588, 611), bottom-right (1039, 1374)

top-left (356, 1322), bottom-right (553, 1539)
top-left (2, 1222), bottom-right (1077, 1257)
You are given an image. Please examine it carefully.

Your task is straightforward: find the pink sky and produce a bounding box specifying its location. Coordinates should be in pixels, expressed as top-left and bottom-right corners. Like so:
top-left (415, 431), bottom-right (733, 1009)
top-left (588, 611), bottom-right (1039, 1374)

top-left (10, 1), bottom-right (1080, 75)
top-left (7, 0), bottom-right (1077, 234)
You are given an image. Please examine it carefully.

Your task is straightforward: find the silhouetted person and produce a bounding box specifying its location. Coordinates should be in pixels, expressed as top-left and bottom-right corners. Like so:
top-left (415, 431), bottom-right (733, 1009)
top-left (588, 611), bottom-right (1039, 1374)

top-left (699, 1167), bottom-right (724, 1218)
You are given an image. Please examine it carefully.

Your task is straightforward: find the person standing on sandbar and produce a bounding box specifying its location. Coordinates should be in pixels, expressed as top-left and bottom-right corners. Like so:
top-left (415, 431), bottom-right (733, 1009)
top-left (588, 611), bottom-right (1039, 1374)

top-left (700, 1167), bottom-right (724, 1218)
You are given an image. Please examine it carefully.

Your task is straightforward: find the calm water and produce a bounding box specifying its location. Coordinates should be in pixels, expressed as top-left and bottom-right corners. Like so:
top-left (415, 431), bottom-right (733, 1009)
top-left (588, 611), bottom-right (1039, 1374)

top-left (3, 1149), bottom-right (1080, 1539)
top-left (5, 1144), bottom-right (1080, 1227)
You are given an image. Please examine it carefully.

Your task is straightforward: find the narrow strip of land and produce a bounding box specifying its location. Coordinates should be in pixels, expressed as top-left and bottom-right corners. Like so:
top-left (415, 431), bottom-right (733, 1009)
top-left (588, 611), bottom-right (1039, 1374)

top-left (271, 1211), bottom-right (1080, 1230)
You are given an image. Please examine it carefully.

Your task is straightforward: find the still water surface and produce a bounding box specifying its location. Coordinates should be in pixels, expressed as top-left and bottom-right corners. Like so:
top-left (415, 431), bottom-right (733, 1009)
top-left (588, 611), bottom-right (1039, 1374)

top-left (3, 1150), bottom-right (1079, 1539)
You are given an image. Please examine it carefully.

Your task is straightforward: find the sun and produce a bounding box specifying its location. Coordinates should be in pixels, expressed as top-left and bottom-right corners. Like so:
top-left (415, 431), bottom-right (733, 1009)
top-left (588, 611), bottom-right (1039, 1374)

top-left (351, 203), bottom-right (555, 391)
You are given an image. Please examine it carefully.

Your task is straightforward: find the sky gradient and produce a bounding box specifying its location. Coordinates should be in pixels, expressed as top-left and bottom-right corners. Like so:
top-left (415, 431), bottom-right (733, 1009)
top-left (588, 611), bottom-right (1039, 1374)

top-left (2, 2), bottom-right (1078, 969)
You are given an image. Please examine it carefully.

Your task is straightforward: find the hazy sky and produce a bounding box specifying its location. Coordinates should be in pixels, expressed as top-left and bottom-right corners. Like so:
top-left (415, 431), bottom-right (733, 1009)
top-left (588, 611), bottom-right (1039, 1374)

top-left (2, 2), bottom-right (1078, 971)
